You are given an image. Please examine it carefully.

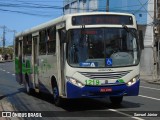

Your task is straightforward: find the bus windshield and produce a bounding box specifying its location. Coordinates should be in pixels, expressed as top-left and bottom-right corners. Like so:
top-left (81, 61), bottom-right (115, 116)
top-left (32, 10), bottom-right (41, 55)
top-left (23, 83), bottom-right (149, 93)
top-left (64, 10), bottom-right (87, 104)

top-left (67, 28), bottom-right (140, 68)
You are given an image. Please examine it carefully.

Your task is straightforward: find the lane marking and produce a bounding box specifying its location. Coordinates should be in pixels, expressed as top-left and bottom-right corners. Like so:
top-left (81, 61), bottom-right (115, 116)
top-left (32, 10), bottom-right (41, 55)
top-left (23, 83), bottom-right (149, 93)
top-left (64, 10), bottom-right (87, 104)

top-left (140, 86), bottom-right (160, 91)
top-left (2, 70), bottom-right (6, 71)
top-left (7, 72), bottom-right (10, 74)
top-left (12, 74), bottom-right (15, 76)
top-left (109, 109), bottom-right (144, 120)
top-left (139, 95), bottom-right (160, 101)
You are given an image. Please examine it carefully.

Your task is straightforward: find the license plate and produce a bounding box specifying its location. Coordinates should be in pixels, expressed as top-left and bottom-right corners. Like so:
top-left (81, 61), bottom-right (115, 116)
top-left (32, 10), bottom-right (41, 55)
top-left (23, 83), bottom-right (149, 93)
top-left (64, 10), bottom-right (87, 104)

top-left (100, 88), bottom-right (112, 92)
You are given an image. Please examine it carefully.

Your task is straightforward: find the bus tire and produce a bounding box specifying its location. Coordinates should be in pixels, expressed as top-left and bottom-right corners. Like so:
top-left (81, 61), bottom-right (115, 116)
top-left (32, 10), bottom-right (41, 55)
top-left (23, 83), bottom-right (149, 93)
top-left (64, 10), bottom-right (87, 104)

top-left (52, 78), bottom-right (63, 106)
top-left (25, 74), bottom-right (34, 95)
top-left (110, 96), bottom-right (123, 105)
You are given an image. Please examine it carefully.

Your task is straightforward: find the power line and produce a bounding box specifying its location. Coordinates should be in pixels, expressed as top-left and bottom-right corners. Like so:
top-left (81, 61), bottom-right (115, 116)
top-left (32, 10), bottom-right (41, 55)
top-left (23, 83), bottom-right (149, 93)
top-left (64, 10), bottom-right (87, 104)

top-left (0, 0), bottom-right (155, 17)
top-left (0, 0), bottom-right (63, 17)
top-left (0, 8), bottom-right (53, 17)
top-left (0, 0), bottom-right (63, 8)
top-left (0, 26), bottom-right (16, 47)
top-left (0, 0), bottom-right (154, 10)
top-left (137, 0), bottom-right (154, 20)
top-left (133, 0), bottom-right (151, 14)
top-left (0, 2), bottom-right (63, 9)
top-left (0, 0), bottom-right (64, 2)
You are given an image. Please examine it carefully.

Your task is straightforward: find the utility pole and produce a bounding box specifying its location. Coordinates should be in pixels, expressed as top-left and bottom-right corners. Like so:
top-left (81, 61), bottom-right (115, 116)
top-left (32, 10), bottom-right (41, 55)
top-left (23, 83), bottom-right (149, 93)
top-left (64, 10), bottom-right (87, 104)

top-left (0, 26), bottom-right (6, 57)
top-left (0, 26), bottom-right (16, 60)
top-left (106, 0), bottom-right (109, 12)
top-left (156, 0), bottom-right (160, 81)
top-left (8, 29), bottom-right (16, 45)
top-left (2, 26), bottom-right (6, 56)
top-left (153, 0), bottom-right (159, 80)
top-left (7, 29), bottom-right (16, 60)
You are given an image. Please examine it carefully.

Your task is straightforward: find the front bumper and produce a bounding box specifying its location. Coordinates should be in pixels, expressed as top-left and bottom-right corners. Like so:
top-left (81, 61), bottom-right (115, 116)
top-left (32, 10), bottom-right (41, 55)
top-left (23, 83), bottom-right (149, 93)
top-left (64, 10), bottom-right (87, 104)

top-left (66, 80), bottom-right (140, 98)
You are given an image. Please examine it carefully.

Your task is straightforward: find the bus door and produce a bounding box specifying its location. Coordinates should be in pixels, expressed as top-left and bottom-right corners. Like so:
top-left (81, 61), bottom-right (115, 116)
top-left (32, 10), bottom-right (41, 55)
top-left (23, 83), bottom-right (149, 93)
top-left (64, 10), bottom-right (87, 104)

top-left (32, 33), bottom-right (39, 92)
top-left (56, 22), bottom-right (66, 96)
top-left (17, 37), bottom-right (23, 84)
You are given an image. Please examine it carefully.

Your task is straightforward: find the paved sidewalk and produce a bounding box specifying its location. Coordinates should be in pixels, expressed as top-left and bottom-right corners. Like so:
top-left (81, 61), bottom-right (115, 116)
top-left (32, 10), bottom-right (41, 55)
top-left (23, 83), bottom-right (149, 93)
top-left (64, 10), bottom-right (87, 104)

top-left (140, 75), bottom-right (160, 85)
top-left (0, 100), bottom-right (20, 120)
top-left (0, 104), bottom-right (7, 120)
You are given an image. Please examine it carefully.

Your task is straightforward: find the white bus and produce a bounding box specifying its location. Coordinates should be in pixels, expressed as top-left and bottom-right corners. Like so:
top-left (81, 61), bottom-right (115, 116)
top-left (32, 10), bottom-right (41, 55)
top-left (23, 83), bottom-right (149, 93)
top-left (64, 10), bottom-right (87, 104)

top-left (15, 12), bottom-right (141, 106)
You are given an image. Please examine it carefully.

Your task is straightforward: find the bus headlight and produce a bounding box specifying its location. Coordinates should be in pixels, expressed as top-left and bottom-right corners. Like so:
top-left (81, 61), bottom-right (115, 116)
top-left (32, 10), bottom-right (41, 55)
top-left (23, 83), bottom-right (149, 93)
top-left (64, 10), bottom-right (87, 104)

top-left (67, 77), bottom-right (84, 88)
top-left (126, 75), bottom-right (139, 86)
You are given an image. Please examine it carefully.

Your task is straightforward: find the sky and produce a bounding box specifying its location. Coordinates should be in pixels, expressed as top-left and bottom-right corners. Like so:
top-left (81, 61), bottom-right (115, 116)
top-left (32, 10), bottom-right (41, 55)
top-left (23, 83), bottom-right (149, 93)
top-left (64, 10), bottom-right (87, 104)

top-left (0, 0), bottom-right (63, 47)
top-left (0, 0), bottom-right (153, 47)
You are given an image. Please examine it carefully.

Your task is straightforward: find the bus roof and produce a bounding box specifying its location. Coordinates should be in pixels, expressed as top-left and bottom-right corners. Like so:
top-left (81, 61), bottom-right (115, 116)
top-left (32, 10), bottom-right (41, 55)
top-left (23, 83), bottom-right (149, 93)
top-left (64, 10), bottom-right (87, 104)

top-left (16, 12), bottom-right (135, 38)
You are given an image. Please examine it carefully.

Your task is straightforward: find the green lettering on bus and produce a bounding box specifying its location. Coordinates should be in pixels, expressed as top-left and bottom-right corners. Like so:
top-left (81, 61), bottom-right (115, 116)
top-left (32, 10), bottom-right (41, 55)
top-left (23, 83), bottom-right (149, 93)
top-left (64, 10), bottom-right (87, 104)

top-left (26, 60), bottom-right (32, 74)
top-left (118, 79), bottom-right (125, 83)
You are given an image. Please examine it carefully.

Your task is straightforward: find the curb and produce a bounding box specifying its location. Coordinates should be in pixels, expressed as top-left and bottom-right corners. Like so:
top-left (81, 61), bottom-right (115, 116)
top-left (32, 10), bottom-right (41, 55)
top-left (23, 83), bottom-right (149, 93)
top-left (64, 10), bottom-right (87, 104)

top-left (147, 80), bottom-right (160, 85)
top-left (140, 75), bottom-right (160, 85)
top-left (5, 60), bottom-right (13, 62)
top-left (0, 60), bottom-right (13, 63)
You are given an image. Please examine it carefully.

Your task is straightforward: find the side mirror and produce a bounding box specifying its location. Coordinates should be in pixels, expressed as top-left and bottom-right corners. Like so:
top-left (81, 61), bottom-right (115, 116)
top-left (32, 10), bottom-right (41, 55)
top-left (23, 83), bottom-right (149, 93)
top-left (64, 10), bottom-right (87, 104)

top-left (138, 31), bottom-right (144, 50)
top-left (61, 29), bottom-right (67, 43)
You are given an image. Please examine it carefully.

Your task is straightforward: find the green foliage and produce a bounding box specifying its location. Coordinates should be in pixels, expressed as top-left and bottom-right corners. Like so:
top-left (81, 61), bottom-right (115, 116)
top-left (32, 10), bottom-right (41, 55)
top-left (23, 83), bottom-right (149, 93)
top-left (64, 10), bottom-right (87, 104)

top-left (0, 46), bottom-right (14, 55)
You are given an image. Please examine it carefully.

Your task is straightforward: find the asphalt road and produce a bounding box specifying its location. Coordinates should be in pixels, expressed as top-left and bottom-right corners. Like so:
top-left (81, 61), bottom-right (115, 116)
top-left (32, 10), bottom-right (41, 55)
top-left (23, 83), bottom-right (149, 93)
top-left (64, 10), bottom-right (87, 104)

top-left (0, 62), bottom-right (160, 120)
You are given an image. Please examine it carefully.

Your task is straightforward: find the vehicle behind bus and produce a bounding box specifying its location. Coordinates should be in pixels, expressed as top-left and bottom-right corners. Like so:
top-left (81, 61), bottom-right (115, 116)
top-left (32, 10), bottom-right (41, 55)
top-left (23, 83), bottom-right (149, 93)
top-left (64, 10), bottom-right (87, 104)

top-left (0, 54), bottom-right (4, 62)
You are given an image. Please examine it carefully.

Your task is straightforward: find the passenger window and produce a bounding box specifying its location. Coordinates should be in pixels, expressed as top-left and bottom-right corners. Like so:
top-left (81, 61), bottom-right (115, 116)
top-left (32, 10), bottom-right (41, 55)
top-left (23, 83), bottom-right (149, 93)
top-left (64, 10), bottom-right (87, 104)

top-left (15, 38), bottom-right (19, 57)
top-left (39, 30), bottom-right (47, 54)
top-left (24, 35), bottom-right (32, 55)
top-left (47, 27), bottom-right (56, 54)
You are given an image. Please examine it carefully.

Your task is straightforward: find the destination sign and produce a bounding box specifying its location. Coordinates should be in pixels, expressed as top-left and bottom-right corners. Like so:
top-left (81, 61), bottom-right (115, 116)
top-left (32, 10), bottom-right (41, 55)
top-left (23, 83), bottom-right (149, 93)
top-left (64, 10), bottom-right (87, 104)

top-left (72, 15), bottom-right (133, 25)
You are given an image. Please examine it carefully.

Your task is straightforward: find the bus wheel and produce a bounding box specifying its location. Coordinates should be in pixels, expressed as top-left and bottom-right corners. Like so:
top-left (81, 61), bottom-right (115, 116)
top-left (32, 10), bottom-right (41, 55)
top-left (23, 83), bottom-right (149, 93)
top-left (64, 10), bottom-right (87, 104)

top-left (52, 82), bottom-right (63, 106)
top-left (110, 96), bottom-right (123, 105)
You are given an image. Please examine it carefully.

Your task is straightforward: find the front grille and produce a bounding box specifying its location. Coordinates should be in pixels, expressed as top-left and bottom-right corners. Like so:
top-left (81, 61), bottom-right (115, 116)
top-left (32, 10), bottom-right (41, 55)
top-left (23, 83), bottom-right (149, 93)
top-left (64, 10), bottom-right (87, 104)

top-left (79, 70), bottom-right (132, 80)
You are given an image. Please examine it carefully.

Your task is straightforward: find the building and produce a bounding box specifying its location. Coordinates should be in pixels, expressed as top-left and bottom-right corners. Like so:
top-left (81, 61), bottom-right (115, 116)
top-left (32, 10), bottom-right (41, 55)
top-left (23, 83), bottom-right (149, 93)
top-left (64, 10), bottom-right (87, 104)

top-left (63, 0), bottom-right (98, 13)
top-left (63, 0), bottom-right (160, 79)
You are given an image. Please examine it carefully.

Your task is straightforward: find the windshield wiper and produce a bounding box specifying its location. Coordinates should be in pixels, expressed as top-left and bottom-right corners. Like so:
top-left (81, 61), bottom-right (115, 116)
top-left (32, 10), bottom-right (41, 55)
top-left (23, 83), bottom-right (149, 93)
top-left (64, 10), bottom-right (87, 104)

top-left (80, 24), bottom-right (86, 39)
top-left (122, 24), bottom-right (137, 38)
top-left (80, 25), bottom-right (86, 47)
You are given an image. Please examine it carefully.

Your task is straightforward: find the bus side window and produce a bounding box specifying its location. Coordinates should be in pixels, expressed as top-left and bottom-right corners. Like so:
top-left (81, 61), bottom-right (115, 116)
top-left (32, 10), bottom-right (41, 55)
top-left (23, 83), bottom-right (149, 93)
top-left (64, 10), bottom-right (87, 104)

top-left (47, 27), bottom-right (56, 54)
top-left (26, 35), bottom-right (32, 55)
top-left (23, 36), bottom-right (27, 56)
top-left (15, 38), bottom-right (19, 57)
top-left (40, 30), bottom-right (47, 54)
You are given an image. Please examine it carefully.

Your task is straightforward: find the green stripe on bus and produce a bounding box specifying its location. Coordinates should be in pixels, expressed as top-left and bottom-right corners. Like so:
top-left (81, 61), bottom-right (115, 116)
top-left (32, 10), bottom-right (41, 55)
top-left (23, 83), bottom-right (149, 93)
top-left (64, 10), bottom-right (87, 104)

top-left (15, 57), bottom-right (20, 74)
top-left (22, 63), bottom-right (26, 74)
top-left (26, 60), bottom-right (32, 74)
top-left (118, 79), bottom-right (125, 83)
